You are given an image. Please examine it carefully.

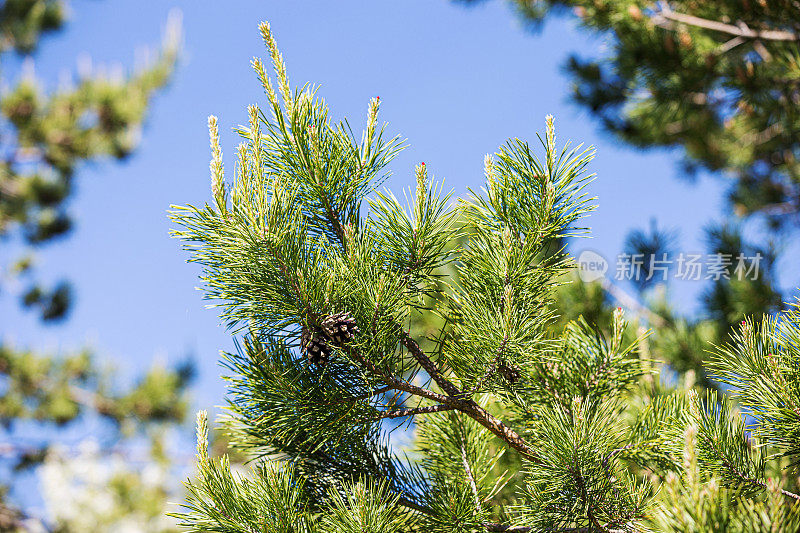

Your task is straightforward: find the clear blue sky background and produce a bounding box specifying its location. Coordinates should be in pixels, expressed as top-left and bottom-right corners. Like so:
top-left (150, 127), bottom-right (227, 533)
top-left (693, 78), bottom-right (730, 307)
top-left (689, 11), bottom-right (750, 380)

top-left (5, 0), bottom-right (761, 411)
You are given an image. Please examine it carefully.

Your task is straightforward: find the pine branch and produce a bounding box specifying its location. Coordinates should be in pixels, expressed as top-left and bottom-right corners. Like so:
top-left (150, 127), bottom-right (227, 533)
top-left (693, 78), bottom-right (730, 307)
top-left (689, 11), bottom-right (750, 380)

top-left (319, 182), bottom-right (347, 248)
top-left (394, 327), bottom-right (540, 459)
top-left (340, 344), bottom-right (450, 405)
top-left (726, 468), bottom-right (800, 502)
top-left (340, 343), bottom-right (538, 461)
top-left (396, 496), bottom-right (430, 515)
top-left (704, 433), bottom-right (800, 501)
top-left (397, 328), bottom-right (461, 398)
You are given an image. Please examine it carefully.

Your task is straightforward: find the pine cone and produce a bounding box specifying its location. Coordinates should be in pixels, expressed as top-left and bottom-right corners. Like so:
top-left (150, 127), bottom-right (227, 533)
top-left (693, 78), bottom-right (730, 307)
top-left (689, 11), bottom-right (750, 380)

top-left (301, 325), bottom-right (331, 365)
top-left (321, 311), bottom-right (360, 344)
top-left (498, 362), bottom-right (521, 384)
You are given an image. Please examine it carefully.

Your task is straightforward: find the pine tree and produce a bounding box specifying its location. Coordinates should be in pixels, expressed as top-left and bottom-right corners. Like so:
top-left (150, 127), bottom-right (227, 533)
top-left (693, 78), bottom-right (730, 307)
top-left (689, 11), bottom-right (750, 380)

top-left (172, 22), bottom-right (800, 531)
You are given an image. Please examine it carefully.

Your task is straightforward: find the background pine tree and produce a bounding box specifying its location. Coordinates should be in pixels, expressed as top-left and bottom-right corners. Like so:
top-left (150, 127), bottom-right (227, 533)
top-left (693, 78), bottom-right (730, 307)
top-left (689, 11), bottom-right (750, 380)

top-left (0, 3), bottom-right (191, 530)
top-left (454, 0), bottom-right (799, 389)
top-left (457, 0), bottom-right (799, 225)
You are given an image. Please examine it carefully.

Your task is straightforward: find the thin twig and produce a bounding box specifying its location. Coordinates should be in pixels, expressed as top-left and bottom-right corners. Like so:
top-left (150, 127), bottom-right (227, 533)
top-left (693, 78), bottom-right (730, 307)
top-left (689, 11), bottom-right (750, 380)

top-left (371, 404), bottom-right (456, 419)
top-left (483, 523), bottom-right (532, 532)
top-left (460, 436), bottom-right (483, 513)
top-left (601, 278), bottom-right (667, 327)
top-left (317, 385), bottom-right (394, 406)
top-left (655, 9), bottom-right (799, 41)
top-left (717, 35), bottom-right (746, 53)
top-left (471, 334), bottom-right (508, 395)
top-left (394, 330), bottom-right (537, 458)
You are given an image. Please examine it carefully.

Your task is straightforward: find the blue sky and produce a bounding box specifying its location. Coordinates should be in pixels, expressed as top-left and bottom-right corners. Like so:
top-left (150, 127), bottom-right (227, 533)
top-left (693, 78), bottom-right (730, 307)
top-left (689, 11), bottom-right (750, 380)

top-left (3, 0), bottom-right (739, 407)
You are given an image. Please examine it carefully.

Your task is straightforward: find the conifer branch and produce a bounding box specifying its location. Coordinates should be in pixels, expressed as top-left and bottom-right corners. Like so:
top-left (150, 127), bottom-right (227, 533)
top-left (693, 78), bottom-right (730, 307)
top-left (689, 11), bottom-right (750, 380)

top-left (395, 325), bottom-right (538, 461)
top-left (397, 328), bottom-right (461, 398)
top-left (724, 467), bottom-right (800, 502)
top-left (702, 431), bottom-right (800, 501)
top-left (396, 496), bottom-right (430, 515)
top-left (323, 198), bottom-right (347, 248)
top-left (340, 343), bottom-right (538, 461)
top-left (340, 344), bottom-right (453, 406)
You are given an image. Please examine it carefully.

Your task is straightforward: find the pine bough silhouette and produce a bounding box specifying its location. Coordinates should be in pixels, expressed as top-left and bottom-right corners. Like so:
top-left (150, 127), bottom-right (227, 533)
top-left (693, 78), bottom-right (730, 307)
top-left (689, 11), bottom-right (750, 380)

top-left (170, 21), bottom-right (800, 532)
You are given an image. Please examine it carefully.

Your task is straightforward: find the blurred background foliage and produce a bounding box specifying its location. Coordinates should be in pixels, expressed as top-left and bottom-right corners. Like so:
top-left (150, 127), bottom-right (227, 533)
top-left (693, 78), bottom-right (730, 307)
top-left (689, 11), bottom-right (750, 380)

top-left (454, 0), bottom-right (797, 384)
top-left (459, 0), bottom-right (800, 228)
top-left (0, 1), bottom-right (191, 531)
